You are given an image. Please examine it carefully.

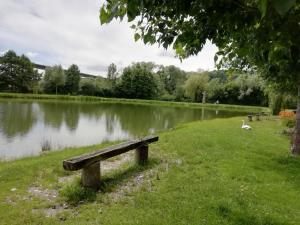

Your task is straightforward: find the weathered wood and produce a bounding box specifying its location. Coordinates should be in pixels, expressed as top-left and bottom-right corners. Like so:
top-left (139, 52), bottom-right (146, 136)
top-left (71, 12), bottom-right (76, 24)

top-left (81, 162), bottom-right (100, 189)
top-left (63, 135), bottom-right (158, 171)
top-left (255, 114), bottom-right (260, 121)
top-left (136, 144), bottom-right (148, 165)
top-left (248, 115), bottom-right (253, 122)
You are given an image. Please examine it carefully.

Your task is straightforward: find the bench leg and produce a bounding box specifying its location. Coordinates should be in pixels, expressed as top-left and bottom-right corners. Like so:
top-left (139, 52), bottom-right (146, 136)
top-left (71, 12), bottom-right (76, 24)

top-left (136, 144), bottom-right (148, 165)
top-left (81, 162), bottom-right (101, 189)
top-left (248, 115), bottom-right (253, 122)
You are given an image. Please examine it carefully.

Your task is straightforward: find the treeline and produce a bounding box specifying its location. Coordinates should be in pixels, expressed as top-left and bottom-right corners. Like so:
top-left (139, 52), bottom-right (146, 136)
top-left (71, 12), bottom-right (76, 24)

top-left (0, 50), bottom-right (296, 110)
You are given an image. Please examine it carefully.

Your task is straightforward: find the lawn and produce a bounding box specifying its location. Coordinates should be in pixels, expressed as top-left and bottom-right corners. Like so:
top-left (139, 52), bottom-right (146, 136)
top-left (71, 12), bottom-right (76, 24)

top-left (0, 117), bottom-right (299, 225)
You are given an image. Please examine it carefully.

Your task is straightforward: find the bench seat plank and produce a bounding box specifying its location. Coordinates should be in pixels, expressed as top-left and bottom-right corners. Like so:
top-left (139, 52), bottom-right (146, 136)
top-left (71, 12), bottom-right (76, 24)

top-left (63, 135), bottom-right (158, 171)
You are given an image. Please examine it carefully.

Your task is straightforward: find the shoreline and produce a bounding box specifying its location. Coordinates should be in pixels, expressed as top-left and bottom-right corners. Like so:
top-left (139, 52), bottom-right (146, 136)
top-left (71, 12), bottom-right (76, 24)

top-left (0, 92), bottom-right (269, 113)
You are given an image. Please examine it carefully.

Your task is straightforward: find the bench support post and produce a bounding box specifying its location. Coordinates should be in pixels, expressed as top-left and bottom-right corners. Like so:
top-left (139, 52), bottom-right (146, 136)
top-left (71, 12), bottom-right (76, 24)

top-left (136, 144), bottom-right (148, 165)
top-left (248, 115), bottom-right (253, 122)
top-left (81, 162), bottom-right (101, 189)
top-left (255, 114), bottom-right (260, 121)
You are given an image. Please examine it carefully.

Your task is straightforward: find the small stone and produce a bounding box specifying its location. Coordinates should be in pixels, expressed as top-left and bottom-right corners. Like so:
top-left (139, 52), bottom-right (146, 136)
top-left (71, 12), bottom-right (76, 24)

top-left (11, 188), bottom-right (17, 192)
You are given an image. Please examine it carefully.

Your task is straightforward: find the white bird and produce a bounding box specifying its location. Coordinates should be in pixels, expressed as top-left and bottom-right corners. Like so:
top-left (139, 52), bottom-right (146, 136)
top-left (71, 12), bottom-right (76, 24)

top-left (241, 120), bottom-right (252, 130)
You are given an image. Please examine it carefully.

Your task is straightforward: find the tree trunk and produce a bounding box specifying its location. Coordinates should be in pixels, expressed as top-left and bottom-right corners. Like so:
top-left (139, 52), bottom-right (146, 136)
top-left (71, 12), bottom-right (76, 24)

top-left (55, 86), bottom-right (58, 95)
top-left (292, 82), bottom-right (300, 155)
top-left (202, 91), bottom-right (206, 104)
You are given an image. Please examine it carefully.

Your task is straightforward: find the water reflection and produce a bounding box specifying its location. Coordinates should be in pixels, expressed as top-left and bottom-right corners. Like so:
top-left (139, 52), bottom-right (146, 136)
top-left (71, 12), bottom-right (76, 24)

top-left (0, 102), bottom-right (37, 139)
top-left (0, 99), bottom-right (245, 160)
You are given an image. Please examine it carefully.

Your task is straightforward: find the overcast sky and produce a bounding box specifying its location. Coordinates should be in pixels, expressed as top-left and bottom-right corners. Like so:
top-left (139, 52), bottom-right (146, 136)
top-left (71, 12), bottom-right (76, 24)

top-left (0, 0), bottom-right (218, 76)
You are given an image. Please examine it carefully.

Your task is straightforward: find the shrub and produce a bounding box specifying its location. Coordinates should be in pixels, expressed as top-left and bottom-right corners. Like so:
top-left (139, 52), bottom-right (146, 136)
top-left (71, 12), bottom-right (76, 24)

top-left (282, 118), bottom-right (296, 128)
top-left (279, 111), bottom-right (295, 119)
top-left (159, 94), bottom-right (176, 101)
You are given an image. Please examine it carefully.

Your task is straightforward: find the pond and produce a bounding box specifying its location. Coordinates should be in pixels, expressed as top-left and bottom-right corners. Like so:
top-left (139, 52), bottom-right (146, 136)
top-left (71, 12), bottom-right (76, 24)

top-left (0, 99), bottom-right (246, 160)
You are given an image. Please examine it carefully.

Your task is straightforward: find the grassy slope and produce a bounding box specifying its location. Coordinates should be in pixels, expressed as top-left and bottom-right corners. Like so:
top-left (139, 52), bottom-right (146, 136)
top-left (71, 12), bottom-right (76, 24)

top-left (1, 118), bottom-right (300, 225)
top-left (0, 92), bottom-right (267, 112)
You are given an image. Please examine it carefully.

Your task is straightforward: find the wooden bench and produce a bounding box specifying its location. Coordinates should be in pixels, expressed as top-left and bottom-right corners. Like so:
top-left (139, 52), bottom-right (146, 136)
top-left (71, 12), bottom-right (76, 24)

top-left (63, 135), bottom-right (159, 189)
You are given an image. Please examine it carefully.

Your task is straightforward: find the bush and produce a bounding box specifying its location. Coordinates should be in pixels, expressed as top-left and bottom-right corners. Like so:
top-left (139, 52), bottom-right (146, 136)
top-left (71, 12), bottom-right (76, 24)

top-left (159, 94), bottom-right (176, 101)
top-left (282, 118), bottom-right (296, 128)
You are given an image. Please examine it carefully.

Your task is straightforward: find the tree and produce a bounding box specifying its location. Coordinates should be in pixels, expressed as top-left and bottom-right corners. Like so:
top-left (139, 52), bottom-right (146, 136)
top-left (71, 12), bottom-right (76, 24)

top-left (207, 78), bottom-right (225, 103)
top-left (79, 77), bottom-right (110, 96)
top-left (117, 62), bottom-right (158, 99)
top-left (100, 1), bottom-right (300, 154)
top-left (42, 65), bottom-right (65, 95)
top-left (264, 84), bottom-right (296, 114)
top-left (184, 72), bottom-right (209, 103)
top-left (79, 78), bottom-right (97, 96)
top-left (107, 63), bottom-right (117, 85)
top-left (0, 50), bottom-right (40, 92)
top-left (65, 64), bottom-right (80, 94)
top-left (157, 65), bottom-right (186, 95)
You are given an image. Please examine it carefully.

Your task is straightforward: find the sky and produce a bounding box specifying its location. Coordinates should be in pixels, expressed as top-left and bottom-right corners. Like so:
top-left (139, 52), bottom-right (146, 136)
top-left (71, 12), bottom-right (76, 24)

top-left (0, 0), bottom-right (218, 76)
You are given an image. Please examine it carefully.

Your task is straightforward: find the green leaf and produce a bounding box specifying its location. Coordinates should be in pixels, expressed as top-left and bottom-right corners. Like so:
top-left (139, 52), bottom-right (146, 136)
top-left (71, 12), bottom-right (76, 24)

top-left (271, 0), bottom-right (296, 15)
top-left (99, 7), bottom-right (110, 24)
top-left (214, 55), bottom-right (218, 62)
top-left (258, 0), bottom-right (268, 18)
top-left (174, 42), bottom-right (186, 58)
top-left (143, 33), bottom-right (155, 44)
top-left (127, 0), bottom-right (138, 22)
top-left (134, 33), bottom-right (141, 42)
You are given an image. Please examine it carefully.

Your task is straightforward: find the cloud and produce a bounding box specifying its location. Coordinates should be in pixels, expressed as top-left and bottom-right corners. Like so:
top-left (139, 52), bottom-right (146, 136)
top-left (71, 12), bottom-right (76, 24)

top-left (158, 49), bottom-right (175, 58)
top-left (25, 51), bottom-right (38, 58)
top-left (85, 63), bottom-right (109, 76)
top-left (0, 49), bottom-right (8, 56)
top-left (0, 0), bottom-right (218, 76)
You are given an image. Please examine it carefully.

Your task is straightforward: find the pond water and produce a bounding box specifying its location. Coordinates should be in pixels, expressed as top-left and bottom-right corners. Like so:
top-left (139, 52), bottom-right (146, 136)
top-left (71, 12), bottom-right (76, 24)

top-left (0, 99), bottom-right (246, 160)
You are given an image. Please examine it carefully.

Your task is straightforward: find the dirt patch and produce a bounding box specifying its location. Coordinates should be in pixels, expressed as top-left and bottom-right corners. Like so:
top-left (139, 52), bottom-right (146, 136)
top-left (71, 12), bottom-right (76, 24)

top-left (105, 157), bottom-right (182, 203)
top-left (32, 204), bottom-right (68, 218)
top-left (101, 152), bottom-right (133, 174)
top-left (28, 152), bottom-right (134, 217)
top-left (28, 186), bottom-right (58, 202)
top-left (28, 152), bottom-right (182, 217)
top-left (28, 186), bottom-right (70, 217)
top-left (58, 173), bottom-right (79, 183)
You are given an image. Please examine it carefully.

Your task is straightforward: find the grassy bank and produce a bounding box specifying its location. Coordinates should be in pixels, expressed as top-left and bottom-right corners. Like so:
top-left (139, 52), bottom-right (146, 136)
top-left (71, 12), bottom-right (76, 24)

top-left (0, 92), bottom-right (268, 112)
top-left (1, 117), bottom-right (299, 224)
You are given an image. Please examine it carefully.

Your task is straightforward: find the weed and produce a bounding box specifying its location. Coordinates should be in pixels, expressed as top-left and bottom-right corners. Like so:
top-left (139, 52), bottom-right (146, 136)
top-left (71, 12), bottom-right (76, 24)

top-left (59, 177), bottom-right (96, 206)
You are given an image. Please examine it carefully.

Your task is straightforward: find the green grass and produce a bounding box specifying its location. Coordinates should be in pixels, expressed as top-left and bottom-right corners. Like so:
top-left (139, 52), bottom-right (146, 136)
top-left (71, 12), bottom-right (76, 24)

top-left (0, 92), bottom-right (268, 112)
top-left (1, 117), bottom-right (299, 225)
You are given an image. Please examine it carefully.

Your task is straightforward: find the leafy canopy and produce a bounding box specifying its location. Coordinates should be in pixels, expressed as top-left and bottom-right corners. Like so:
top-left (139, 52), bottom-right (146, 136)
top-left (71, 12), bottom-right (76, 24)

top-left (118, 62), bottom-right (158, 99)
top-left (184, 72), bottom-right (209, 102)
top-left (42, 65), bottom-right (65, 94)
top-left (100, 0), bottom-right (300, 87)
top-left (0, 50), bottom-right (40, 92)
top-left (65, 64), bottom-right (81, 94)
